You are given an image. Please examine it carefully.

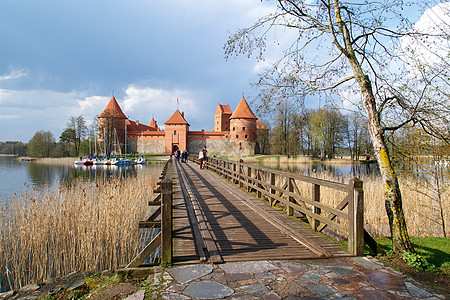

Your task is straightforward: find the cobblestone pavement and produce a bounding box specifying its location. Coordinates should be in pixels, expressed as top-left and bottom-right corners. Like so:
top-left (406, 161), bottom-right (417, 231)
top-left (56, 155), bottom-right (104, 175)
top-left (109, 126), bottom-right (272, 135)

top-left (140, 257), bottom-right (445, 300)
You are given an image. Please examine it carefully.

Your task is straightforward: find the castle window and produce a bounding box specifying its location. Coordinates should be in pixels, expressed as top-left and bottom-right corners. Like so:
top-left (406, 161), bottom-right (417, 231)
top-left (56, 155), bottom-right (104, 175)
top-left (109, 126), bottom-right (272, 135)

top-left (245, 135), bottom-right (248, 138)
top-left (236, 135), bottom-right (239, 138)
top-left (243, 127), bottom-right (246, 131)
top-left (174, 130), bottom-right (177, 135)
top-left (233, 127), bottom-right (235, 131)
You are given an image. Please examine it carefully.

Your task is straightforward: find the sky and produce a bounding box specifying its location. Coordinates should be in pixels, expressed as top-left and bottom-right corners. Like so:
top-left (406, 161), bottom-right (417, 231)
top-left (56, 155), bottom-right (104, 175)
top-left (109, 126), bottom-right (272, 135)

top-left (0, 0), bottom-right (277, 142)
top-left (0, 1), bottom-right (446, 143)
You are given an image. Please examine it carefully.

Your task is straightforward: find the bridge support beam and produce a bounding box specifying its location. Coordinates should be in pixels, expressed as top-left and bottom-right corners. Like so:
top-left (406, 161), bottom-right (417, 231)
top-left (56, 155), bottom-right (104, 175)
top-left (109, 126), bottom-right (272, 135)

top-left (348, 178), bottom-right (364, 256)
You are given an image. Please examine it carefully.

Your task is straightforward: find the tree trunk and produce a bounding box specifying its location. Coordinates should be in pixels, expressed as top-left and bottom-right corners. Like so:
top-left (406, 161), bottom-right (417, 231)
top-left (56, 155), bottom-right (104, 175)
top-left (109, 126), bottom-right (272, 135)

top-left (332, 0), bottom-right (414, 253)
top-left (356, 74), bottom-right (415, 253)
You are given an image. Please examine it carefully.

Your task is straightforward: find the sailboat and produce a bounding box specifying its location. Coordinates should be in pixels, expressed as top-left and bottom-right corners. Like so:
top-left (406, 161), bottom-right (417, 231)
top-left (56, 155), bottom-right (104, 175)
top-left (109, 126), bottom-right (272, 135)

top-left (112, 122), bottom-right (131, 166)
top-left (135, 131), bottom-right (147, 164)
top-left (73, 131), bottom-right (94, 166)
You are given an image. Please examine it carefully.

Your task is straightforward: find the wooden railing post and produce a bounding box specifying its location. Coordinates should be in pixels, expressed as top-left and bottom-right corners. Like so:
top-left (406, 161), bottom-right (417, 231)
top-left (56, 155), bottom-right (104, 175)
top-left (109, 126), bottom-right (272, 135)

top-left (257, 170), bottom-right (262, 198)
top-left (161, 177), bottom-right (173, 265)
top-left (288, 177), bottom-right (294, 216)
top-left (348, 178), bottom-right (364, 256)
top-left (247, 165), bottom-right (252, 192)
top-left (312, 183), bottom-right (321, 231)
top-left (270, 172), bottom-right (276, 206)
top-left (239, 160), bottom-right (243, 188)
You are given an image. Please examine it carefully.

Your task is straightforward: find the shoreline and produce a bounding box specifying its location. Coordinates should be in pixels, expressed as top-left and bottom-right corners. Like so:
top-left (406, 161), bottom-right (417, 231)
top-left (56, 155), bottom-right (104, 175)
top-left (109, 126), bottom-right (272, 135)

top-left (14, 156), bottom-right (170, 164)
top-left (233, 155), bottom-right (375, 165)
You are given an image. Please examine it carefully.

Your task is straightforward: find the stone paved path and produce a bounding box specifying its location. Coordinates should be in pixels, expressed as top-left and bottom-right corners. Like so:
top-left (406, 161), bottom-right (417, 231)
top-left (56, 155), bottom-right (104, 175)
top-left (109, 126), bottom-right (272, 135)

top-left (142, 257), bottom-right (445, 300)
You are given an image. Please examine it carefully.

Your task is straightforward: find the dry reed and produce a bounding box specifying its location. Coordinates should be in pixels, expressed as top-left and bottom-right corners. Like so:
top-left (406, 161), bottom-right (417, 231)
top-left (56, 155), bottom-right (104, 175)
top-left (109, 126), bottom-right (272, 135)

top-left (0, 171), bottom-right (160, 291)
top-left (279, 171), bottom-right (449, 238)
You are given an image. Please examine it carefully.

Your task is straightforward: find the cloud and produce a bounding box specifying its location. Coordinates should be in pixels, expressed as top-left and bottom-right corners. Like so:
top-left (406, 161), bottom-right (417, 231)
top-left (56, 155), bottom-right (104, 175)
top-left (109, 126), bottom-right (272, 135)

top-left (400, 2), bottom-right (450, 75)
top-left (77, 96), bottom-right (110, 116)
top-left (122, 85), bottom-right (200, 126)
top-left (0, 68), bottom-right (28, 81)
top-left (0, 114), bottom-right (20, 119)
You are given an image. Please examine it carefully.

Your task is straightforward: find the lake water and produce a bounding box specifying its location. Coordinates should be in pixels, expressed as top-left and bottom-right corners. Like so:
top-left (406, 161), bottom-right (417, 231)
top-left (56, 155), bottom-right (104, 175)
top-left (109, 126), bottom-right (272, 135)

top-left (0, 156), bottom-right (165, 203)
top-left (253, 160), bottom-right (380, 179)
top-left (0, 156), bottom-right (379, 203)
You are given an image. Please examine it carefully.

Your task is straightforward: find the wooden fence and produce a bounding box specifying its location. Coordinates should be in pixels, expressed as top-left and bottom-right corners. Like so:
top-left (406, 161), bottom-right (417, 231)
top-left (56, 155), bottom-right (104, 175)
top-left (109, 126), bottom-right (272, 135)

top-left (195, 156), bottom-right (365, 256)
top-left (126, 158), bottom-right (173, 268)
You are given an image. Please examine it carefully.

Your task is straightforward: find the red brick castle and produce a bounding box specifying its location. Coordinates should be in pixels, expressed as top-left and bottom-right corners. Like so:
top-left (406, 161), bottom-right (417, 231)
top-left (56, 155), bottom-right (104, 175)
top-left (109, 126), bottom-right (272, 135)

top-left (98, 96), bottom-right (268, 156)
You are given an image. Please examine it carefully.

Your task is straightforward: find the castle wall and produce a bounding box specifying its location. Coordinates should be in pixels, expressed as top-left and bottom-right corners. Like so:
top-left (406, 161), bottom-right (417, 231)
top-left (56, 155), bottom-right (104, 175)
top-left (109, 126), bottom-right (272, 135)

top-left (188, 138), bottom-right (256, 157)
top-left (128, 132), bottom-right (165, 154)
top-left (129, 139), bottom-right (165, 154)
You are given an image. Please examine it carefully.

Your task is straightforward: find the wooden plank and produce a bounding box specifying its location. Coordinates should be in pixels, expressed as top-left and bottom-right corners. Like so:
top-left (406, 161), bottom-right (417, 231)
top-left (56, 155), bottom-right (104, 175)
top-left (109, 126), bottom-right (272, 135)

top-left (126, 232), bottom-right (161, 268)
top-left (180, 159), bottom-right (348, 262)
top-left (161, 178), bottom-right (173, 265)
top-left (148, 193), bottom-right (161, 205)
top-left (175, 162), bottom-right (208, 262)
top-left (139, 221), bottom-right (161, 228)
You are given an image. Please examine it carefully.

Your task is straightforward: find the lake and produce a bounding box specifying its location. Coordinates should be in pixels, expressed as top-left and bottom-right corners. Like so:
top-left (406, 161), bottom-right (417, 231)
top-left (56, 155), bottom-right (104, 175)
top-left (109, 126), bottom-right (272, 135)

top-left (253, 160), bottom-right (380, 179)
top-left (0, 155), bottom-right (165, 203)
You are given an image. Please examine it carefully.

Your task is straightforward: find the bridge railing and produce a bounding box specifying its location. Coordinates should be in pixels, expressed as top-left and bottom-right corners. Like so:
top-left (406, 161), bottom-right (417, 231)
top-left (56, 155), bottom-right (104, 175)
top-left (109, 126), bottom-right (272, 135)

top-left (126, 157), bottom-right (173, 268)
top-left (194, 156), bottom-right (364, 256)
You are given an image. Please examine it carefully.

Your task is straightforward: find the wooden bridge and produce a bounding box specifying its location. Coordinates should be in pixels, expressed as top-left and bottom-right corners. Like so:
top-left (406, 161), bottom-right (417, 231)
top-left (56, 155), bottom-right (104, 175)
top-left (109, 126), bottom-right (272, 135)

top-left (125, 156), bottom-right (373, 269)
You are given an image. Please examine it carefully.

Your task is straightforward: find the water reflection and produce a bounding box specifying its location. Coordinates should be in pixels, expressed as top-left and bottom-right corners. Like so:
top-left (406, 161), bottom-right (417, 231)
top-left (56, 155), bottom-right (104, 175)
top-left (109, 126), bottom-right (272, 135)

top-left (256, 161), bottom-right (380, 178)
top-left (0, 155), bottom-right (165, 203)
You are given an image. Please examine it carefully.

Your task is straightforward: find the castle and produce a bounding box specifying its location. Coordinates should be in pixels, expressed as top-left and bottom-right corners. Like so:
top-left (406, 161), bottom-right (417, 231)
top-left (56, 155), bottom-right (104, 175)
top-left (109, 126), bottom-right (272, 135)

top-left (98, 96), bottom-right (268, 156)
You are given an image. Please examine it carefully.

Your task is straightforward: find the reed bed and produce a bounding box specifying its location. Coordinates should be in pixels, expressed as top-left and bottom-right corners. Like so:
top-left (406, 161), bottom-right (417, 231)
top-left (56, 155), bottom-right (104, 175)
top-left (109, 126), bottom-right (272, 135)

top-left (276, 170), bottom-right (449, 238)
top-left (0, 173), bottom-right (159, 291)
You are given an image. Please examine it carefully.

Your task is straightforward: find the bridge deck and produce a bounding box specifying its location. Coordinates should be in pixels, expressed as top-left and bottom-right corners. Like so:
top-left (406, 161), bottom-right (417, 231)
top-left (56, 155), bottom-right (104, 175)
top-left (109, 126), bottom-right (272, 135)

top-left (172, 161), bottom-right (349, 264)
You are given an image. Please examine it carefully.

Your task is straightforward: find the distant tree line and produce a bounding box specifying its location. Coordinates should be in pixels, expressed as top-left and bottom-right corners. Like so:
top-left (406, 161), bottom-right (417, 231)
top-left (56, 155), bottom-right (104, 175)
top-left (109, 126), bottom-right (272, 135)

top-left (0, 141), bottom-right (27, 156)
top-left (20, 115), bottom-right (98, 158)
top-left (267, 101), bottom-right (373, 160)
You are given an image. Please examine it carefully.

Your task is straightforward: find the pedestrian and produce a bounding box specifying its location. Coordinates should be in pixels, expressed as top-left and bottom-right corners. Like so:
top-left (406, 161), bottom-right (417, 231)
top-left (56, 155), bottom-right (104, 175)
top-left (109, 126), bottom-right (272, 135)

top-left (201, 146), bottom-right (207, 168)
top-left (174, 150), bottom-right (179, 161)
top-left (180, 150), bottom-right (185, 162)
top-left (184, 150), bottom-right (189, 163)
top-left (198, 148), bottom-right (204, 169)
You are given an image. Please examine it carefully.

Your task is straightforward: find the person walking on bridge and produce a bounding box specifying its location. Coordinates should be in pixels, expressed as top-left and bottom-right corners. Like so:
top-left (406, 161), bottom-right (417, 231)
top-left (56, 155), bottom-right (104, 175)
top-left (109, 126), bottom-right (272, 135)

top-left (199, 146), bottom-right (207, 169)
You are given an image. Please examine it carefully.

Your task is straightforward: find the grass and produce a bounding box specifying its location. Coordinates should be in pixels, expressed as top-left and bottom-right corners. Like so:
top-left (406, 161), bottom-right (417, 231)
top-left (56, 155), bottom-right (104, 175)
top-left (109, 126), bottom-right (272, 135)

top-left (0, 166), bottom-right (163, 292)
top-left (374, 237), bottom-right (450, 268)
top-left (372, 237), bottom-right (450, 298)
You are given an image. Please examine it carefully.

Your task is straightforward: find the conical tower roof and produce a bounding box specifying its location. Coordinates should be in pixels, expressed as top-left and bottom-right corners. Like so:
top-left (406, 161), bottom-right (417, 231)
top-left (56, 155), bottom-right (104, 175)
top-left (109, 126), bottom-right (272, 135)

top-left (148, 117), bottom-right (158, 128)
top-left (230, 97), bottom-right (257, 119)
top-left (98, 96), bottom-right (127, 119)
top-left (256, 119), bottom-right (269, 130)
top-left (165, 110), bottom-right (190, 125)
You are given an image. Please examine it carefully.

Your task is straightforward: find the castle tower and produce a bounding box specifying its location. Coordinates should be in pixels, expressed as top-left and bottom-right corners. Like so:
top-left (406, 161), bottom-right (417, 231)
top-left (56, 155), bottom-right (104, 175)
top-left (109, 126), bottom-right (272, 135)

top-left (164, 110), bottom-right (190, 155)
top-left (98, 96), bottom-right (128, 153)
top-left (229, 97), bottom-right (257, 142)
top-left (214, 103), bottom-right (232, 131)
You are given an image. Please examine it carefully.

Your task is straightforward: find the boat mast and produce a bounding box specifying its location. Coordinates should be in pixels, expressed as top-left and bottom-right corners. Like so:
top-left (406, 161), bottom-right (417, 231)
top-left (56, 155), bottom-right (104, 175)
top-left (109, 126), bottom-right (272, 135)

top-left (124, 119), bottom-right (127, 158)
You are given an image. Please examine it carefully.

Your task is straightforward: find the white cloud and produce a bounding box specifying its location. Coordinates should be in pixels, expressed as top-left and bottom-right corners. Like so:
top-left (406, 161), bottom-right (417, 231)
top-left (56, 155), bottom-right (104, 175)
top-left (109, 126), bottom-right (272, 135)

top-left (0, 114), bottom-right (20, 119)
top-left (77, 95), bottom-right (110, 116)
top-left (122, 85), bottom-right (200, 125)
top-left (400, 2), bottom-right (450, 75)
top-left (338, 88), bottom-right (362, 112)
top-left (0, 68), bottom-right (28, 81)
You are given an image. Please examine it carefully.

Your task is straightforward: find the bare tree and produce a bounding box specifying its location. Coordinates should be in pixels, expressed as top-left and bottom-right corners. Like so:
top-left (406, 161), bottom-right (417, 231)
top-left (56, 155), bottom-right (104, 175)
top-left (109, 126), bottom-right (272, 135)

top-left (225, 0), bottom-right (450, 252)
top-left (66, 115), bottom-right (87, 155)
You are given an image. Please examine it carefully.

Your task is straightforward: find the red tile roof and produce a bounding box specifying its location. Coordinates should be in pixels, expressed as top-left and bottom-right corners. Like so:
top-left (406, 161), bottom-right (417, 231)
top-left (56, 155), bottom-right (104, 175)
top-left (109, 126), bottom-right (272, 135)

top-left (165, 110), bottom-right (190, 125)
top-left (230, 97), bottom-right (257, 119)
top-left (98, 96), bottom-right (127, 119)
top-left (218, 104), bottom-right (232, 114)
top-left (256, 119), bottom-right (269, 130)
top-left (126, 119), bottom-right (156, 132)
top-left (148, 118), bottom-right (158, 129)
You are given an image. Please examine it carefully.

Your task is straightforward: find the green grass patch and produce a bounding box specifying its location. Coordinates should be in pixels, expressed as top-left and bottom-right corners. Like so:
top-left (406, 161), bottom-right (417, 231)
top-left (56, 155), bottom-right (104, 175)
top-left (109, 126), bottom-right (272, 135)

top-left (374, 237), bottom-right (450, 268)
